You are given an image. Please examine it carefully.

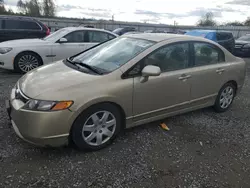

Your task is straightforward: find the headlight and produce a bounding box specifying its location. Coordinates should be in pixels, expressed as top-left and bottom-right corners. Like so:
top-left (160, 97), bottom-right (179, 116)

top-left (0, 47), bottom-right (13, 54)
top-left (243, 44), bottom-right (250, 48)
top-left (23, 99), bottom-right (73, 111)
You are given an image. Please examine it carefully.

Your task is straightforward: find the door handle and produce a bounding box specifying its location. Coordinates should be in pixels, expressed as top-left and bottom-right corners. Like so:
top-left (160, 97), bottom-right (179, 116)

top-left (179, 74), bottom-right (191, 81)
top-left (216, 68), bottom-right (225, 74)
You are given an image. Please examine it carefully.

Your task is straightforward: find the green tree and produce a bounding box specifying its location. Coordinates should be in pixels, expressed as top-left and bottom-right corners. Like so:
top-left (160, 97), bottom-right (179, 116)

top-left (17, 0), bottom-right (41, 16)
top-left (197, 12), bottom-right (217, 27)
top-left (17, 0), bottom-right (28, 14)
top-left (245, 17), bottom-right (250, 26)
top-left (26, 0), bottom-right (41, 16)
top-left (42, 0), bottom-right (56, 17)
top-left (225, 21), bottom-right (244, 26)
top-left (0, 0), bottom-right (6, 14)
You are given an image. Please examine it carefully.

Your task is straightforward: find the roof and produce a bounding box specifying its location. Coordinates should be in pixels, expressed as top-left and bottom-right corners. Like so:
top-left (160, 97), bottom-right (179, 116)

top-left (63, 27), bottom-right (118, 36)
top-left (186, 30), bottom-right (232, 34)
top-left (124, 33), bottom-right (206, 42)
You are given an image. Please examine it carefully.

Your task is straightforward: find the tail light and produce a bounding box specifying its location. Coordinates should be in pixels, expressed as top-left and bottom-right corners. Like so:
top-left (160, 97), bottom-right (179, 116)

top-left (44, 24), bottom-right (50, 36)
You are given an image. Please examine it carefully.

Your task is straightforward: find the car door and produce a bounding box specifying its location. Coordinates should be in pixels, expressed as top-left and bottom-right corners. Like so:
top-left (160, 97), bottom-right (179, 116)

top-left (188, 42), bottom-right (230, 106)
top-left (51, 30), bottom-right (87, 62)
top-left (130, 42), bottom-right (192, 122)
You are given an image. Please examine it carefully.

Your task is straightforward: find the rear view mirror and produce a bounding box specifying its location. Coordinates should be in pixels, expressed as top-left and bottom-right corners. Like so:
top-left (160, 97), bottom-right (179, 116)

top-left (58, 38), bottom-right (67, 43)
top-left (140, 65), bottom-right (161, 83)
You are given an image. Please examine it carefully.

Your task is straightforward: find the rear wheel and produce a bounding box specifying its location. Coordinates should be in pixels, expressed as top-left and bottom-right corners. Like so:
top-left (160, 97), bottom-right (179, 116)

top-left (71, 104), bottom-right (122, 151)
top-left (214, 83), bottom-right (236, 112)
top-left (14, 52), bottom-right (42, 73)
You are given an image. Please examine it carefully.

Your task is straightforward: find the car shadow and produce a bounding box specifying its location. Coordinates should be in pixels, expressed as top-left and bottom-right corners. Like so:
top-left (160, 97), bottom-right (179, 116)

top-left (0, 68), bottom-right (22, 75)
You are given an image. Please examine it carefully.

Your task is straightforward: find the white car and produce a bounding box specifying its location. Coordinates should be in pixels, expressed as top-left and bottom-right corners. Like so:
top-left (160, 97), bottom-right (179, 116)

top-left (0, 27), bottom-right (117, 73)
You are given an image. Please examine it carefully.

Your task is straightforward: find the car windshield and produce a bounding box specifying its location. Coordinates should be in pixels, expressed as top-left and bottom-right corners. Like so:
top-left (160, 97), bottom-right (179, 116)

top-left (43, 28), bottom-right (68, 41)
top-left (73, 37), bottom-right (155, 73)
top-left (238, 35), bottom-right (250, 41)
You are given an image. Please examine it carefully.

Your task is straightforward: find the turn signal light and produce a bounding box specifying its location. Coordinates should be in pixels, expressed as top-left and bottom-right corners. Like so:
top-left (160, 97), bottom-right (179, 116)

top-left (52, 101), bottom-right (73, 110)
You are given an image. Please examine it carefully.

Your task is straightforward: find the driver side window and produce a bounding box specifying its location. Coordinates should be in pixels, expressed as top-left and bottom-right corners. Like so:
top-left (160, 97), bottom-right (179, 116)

top-left (127, 42), bottom-right (189, 76)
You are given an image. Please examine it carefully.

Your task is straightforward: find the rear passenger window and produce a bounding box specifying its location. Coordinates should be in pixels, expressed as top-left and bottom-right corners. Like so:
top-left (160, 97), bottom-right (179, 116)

top-left (0, 20), bottom-right (3, 29)
top-left (5, 20), bottom-right (20, 29)
top-left (4, 20), bottom-right (40, 30)
top-left (20, 21), bottom-right (41, 30)
top-left (88, 31), bottom-right (112, 43)
top-left (194, 43), bottom-right (225, 66)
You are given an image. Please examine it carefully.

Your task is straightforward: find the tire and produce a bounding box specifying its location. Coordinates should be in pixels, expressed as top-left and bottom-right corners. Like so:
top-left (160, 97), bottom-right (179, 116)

top-left (71, 103), bottom-right (122, 151)
top-left (14, 52), bottom-right (43, 73)
top-left (214, 83), bottom-right (236, 113)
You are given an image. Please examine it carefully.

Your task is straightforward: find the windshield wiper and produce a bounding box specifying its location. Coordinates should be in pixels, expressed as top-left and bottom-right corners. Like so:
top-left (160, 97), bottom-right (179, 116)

top-left (66, 58), bottom-right (103, 75)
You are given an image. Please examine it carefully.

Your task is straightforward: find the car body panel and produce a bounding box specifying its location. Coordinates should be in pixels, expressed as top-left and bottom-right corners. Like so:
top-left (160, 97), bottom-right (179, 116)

top-left (8, 34), bottom-right (246, 147)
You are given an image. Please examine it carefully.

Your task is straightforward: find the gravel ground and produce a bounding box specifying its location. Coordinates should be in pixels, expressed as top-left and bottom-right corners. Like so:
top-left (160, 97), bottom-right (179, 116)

top-left (0, 59), bottom-right (250, 188)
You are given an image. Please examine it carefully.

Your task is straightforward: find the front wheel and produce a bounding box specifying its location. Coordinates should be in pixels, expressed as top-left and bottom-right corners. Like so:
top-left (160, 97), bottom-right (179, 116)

top-left (214, 83), bottom-right (236, 112)
top-left (71, 104), bottom-right (122, 151)
top-left (14, 52), bottom-right (42, 73)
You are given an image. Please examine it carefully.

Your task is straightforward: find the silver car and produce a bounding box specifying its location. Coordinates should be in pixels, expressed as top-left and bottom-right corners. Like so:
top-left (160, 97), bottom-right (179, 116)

top-left (6, 33), bottom-right (246, 150)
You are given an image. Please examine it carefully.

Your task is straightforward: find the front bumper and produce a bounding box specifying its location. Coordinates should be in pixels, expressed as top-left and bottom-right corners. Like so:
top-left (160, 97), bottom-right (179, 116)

top-left (6, 88), bottom-right (74, 147)
top-left (0, 53), bottom-right (15, 70)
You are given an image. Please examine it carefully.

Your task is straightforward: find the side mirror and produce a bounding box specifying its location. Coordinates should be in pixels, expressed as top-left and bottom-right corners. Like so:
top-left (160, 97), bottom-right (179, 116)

top-left (58, 38), bottom-right (67, 43)
top-left (140, 65), bottom-right (161, 83)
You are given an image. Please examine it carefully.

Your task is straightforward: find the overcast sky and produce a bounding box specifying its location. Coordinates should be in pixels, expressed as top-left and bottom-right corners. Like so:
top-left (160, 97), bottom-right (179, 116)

top-left (4, 0), bottom-right (250, 25)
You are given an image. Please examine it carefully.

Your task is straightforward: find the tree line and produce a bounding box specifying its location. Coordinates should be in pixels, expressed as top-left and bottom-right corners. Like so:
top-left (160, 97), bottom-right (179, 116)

top-left (0, 0), bottom-right (55, 17)
top-left (197, 12), bottom-right (250, 27)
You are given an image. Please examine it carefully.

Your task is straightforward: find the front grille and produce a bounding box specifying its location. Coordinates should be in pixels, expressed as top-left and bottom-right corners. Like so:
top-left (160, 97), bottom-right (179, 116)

top-left (15, 85), bottom-right (29, 103)
top-left (235, 44), bottom-right (243, 49)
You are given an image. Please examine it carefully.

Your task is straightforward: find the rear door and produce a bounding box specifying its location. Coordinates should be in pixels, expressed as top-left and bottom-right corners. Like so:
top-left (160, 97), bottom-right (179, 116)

top-left (188, 42), bottom-right (230, 106)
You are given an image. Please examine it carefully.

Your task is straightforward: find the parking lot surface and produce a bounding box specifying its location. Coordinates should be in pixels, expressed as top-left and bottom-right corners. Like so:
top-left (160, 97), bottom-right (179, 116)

top-left (0, 59), bottom-right (250, 188)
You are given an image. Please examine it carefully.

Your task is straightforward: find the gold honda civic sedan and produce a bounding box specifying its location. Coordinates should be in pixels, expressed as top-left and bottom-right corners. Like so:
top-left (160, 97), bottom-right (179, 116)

top-left (6, 34), bottom-right (246, 150)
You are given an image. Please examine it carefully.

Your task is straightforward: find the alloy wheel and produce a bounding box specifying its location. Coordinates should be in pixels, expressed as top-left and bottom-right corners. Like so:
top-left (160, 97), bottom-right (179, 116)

top-left (18, 54), bottom-right (39, 73)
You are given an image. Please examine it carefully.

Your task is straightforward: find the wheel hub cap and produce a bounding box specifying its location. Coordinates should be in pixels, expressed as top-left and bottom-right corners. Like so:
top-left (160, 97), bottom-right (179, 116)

top-left (82, 111), bottom-right (116, 146)
top-left (220, 86), bottom-right (234, 109)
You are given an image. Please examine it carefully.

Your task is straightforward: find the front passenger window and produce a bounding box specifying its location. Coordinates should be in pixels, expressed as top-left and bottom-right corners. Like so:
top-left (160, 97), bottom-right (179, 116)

top-left (143, 43), bottom-right (189, 72)
top-left (63, 31), bottom-right (85, 43)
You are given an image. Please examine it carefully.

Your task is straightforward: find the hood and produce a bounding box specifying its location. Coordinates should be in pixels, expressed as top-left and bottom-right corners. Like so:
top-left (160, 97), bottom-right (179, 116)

top-left (235, 40), bottom-right (250, 45)
top-left (0, 38), bottom-right (49, 47)
top-left (18, 61), bottom-right (101, 99)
